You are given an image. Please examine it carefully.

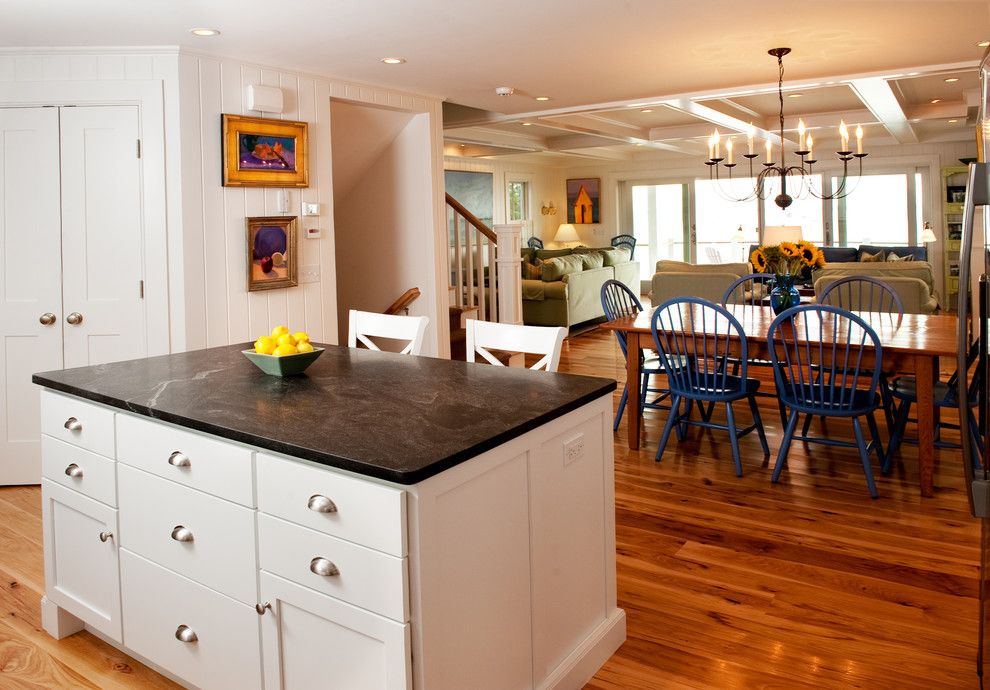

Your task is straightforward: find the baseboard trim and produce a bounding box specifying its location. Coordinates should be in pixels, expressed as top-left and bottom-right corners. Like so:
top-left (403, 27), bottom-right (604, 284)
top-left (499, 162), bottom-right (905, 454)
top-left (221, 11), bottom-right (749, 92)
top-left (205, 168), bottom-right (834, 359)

top-left (540, 608), bottom-right (627, 690)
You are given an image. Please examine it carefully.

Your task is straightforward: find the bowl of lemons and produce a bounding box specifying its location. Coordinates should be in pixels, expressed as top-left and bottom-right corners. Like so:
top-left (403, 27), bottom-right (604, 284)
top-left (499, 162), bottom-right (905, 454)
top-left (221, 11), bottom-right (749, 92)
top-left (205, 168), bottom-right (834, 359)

top-left (242, 326), bottom-right (324, 376)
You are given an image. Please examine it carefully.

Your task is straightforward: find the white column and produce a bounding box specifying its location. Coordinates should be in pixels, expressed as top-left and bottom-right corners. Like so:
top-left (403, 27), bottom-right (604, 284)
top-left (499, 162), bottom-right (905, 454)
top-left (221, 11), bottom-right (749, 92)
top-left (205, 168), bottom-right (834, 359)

top-left (494, 223), bottom-right (523, 325)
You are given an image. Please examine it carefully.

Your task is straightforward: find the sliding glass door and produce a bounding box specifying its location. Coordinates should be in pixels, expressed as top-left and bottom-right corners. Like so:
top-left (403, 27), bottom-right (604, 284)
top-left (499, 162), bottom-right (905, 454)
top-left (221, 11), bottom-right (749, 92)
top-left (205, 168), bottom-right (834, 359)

top-left (629, 182), bottom-right (688, 288)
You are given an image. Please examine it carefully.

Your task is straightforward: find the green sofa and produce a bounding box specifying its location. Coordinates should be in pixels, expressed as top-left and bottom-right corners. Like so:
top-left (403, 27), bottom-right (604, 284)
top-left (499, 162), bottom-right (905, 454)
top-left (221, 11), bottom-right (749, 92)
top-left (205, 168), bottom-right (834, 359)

top-left (521, 247), bottom-right (639, 327)
top-left (650, 260), bottom-right (753, 305)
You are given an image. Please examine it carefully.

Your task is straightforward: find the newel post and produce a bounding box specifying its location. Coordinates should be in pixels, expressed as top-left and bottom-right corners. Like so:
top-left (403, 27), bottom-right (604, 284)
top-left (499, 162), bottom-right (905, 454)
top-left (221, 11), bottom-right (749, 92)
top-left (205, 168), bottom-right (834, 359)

top-left (494, 223), bottom-right (523, 324)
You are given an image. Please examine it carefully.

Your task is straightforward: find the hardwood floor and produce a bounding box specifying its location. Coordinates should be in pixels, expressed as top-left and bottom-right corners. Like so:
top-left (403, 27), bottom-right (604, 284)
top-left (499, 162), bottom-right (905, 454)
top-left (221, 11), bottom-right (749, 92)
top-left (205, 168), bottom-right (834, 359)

top-left (0, 327), bottom-right (980, 688)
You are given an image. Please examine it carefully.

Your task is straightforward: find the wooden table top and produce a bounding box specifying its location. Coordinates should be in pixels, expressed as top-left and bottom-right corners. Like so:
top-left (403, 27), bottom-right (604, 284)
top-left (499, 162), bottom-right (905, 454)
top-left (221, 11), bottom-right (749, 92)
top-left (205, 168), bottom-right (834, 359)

top-left (600, 305), bottom-right (960, 358)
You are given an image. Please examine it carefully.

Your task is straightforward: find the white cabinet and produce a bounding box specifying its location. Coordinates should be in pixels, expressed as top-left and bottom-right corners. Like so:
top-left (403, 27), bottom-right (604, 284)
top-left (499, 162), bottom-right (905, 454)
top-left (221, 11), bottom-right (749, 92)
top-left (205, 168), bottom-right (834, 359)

top-left (41, 479), bottom-right (121, 642)
top-left (260, 571), bottom-right (411, 690)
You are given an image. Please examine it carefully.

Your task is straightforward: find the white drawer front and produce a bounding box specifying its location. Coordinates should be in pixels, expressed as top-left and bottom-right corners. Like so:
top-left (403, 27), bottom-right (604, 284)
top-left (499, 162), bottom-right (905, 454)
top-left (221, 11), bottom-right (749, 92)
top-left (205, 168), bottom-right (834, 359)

top-left (257, 453), bottom-right (406, 556)
top-left (117, 413), bottom-right (255, 508)
top-left (117, 465), bottom-right (258, 605)
top-left (120, 549), bottom-right (261, 690)
top-left (42, 436), bottom-right (116, 507)
top-left (41, 390), bottom-right (115, 458)
top-left (258, 514), bottom-right (408, 623)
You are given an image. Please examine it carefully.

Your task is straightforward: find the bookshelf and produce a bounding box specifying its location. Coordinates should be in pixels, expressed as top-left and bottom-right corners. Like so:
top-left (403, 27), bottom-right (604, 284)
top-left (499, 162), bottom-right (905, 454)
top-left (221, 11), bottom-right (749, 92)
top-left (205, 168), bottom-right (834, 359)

top-left (942, 165), bottom-right (967, 311)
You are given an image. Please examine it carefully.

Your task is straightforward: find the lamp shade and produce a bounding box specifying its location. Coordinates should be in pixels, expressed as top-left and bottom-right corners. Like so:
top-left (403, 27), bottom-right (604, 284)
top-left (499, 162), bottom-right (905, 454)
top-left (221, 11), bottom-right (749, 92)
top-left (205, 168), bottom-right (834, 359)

top-left (920, 226), bottom-right (938, 243)
top-left (554, 223), bottom-right (580, 243)
top-left (762, 225), bottom-right (803, 244)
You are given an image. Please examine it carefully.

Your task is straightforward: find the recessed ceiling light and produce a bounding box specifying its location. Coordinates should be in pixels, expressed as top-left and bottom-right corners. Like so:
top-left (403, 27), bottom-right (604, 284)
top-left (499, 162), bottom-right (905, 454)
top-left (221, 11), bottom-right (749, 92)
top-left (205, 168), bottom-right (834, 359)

top-left (931, 98), bottom-right (942, 104)
top-left (521, 122), bottom-right (532, 126)
top-left (641, 108), bottom-right (653, 113)
top-left (948, 119), bottom-right (959, 123)
top-left (190, 28), bottom-right (220, 37)
top-left (535, 96), bottom-right (550, 101)
top-left (788, 93), bottom-right (803, 98)
top-left (979, 41), bottom-right (990, 47)
top-left (944, 77), bottom-right (960, 83)
top-left (380, 57), bottom-right (406, 65)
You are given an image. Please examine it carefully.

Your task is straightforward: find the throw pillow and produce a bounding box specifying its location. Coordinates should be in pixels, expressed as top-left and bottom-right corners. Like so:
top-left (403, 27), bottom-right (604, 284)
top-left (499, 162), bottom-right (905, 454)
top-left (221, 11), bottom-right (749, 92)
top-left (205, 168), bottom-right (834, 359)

top-left (601, 247), bottom-right (632, 266)
top-left (580, 251), bottom-right (605, 270)
top-left (887, 252), bottom-right (914, 262)
top-left (541, 253), bottom-right (585, 281)
top-left (859, 249), bottom-right (885, 263)
top-left (522, 259), bottom-right (543, 280)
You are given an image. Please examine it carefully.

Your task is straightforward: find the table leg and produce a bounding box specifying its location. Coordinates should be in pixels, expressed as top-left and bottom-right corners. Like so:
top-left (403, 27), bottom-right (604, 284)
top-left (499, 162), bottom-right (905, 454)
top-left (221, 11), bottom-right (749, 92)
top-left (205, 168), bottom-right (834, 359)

top-left (627, 332), bottom-right (642, 451)
top-left (915, 354), bottom-right (936, 498)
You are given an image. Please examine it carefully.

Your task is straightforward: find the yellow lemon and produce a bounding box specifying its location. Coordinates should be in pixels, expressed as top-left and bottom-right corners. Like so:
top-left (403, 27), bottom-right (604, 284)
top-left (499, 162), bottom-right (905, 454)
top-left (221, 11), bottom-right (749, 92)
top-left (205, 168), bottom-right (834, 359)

top-left (293, 331), bottom-right (310, 343)
top-left (277, 333), bottom-right (297, 348)
top-left (296, 341), bottom-right (314, 353)
top-left (254, 336), bottom-right (276, 355)
top-left (271, 325), bottom-right (289, 338)
top-left (274, 343), bottom-right (298, 357)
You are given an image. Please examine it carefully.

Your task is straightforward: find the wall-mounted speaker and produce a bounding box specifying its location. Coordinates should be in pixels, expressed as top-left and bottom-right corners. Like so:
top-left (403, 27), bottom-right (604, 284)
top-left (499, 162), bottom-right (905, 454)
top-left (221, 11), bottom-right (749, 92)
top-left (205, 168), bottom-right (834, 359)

top-left (246, 85), bottom-right (284, 114)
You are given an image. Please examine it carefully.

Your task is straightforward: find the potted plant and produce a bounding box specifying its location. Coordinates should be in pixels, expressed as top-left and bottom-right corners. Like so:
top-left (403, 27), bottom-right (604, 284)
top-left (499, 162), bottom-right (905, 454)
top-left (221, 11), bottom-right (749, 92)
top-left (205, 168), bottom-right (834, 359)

top-left (750, 241), bottom-right (825, 314)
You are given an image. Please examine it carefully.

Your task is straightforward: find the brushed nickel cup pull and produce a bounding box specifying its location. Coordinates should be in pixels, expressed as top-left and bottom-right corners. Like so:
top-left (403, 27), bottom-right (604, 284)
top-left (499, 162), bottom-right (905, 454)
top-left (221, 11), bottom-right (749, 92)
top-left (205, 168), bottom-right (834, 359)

top-left (99, 531), bottom-right (113, 543)
top-left (64, 463), bottom-right (83, 478)
top-left (63, 417), bottom-right (82, 432)
top-left (174, 625), bottom-right (198, 643)
top-left (170, 525), bottom-right (194, 543)
top-left (66, 312), bottom-right (83, 325)
top-left (39, 313), bottom-right (56, 326)
top-left (168, 451), bottom-right (191, 468)
top-left (307, 494), bottom-right (338, 514)
top-left (309, 557), bottom-right (340, 577)
top-left (255, 602), bottom-right (272, 615)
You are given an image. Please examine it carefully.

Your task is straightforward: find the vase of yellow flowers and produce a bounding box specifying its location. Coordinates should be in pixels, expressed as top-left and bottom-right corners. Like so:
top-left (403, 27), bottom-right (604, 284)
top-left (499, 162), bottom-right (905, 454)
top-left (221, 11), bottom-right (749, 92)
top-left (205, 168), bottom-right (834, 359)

top-left (750, 241), bottom-right (825, 314)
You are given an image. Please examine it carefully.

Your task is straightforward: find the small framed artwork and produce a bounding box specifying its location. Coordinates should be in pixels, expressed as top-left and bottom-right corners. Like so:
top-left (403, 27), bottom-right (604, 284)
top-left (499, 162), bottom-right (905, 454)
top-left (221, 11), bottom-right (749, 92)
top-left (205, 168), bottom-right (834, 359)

top-left (222, 114), bottom-right (309, 187)
top-left (247, 216), bottom-right (298, 291)
top-left (566, 177), bottom-right (600, 224)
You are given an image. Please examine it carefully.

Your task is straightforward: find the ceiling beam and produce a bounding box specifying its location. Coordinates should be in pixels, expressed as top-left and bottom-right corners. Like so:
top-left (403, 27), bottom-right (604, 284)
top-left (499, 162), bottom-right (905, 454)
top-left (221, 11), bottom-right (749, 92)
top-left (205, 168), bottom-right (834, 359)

top-left (530, 116), bottom-right (686, 153)
top-left (848, 77), bottom-right (918, 144)
top-left (660, 98), bottom-right (782, 144)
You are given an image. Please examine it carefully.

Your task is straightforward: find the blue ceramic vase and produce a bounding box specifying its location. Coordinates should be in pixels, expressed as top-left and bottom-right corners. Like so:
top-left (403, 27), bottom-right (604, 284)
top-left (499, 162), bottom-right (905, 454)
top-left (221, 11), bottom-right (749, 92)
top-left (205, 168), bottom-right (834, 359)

top-left (769, 274), bottom-right (800, 315)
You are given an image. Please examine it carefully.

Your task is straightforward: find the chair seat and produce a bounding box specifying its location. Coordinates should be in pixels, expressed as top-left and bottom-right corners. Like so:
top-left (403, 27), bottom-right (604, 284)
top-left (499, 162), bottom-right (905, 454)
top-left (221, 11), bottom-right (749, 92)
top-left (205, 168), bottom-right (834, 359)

top-left (890, 376), bottom-right (970, 408)
top-left (782, 384), bottom-right (879, 416)
top-left (672, 374), bottom-right (760, 401)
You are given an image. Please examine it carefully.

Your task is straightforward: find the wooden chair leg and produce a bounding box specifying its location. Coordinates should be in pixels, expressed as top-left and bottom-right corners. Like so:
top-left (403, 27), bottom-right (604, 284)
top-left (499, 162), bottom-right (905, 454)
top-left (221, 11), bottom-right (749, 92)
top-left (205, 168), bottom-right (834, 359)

top-left (613, 384), bottom-right (628, 432)
top-left (656, 394), bottom-right (682, 462)
top-left (725, 402), bottom-right (743, 477)
top-left (852, 416), bottom-right (879, 499)
top-left (772, 410), bottom-right (799, 483)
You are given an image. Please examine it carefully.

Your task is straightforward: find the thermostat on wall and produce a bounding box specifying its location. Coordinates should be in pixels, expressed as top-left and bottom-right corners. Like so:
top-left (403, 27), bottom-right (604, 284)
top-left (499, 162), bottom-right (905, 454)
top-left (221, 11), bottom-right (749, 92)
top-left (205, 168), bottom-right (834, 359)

top-left (306, 227), bottom-right (322, 239)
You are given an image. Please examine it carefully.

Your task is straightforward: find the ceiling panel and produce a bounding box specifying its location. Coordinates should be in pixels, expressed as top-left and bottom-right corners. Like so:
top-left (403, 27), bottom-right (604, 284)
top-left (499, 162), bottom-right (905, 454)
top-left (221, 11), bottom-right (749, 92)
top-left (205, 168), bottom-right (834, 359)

top-left (894, 70), bottom-right (981, 105)
top-left (698, 84), bottom-right (865, 120)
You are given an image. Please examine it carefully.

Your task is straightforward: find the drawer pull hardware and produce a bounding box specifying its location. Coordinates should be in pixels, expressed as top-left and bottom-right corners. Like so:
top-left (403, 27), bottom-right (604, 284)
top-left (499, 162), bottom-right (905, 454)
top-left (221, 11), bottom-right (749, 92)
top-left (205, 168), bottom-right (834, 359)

top-left (307, 494), bottom-right (338, 513)
top-left (99, 531), bottom-right (113, 543)
top-left (64, 463), bottom-right (83, 478)
top-left (255, 602), bottom-right (272, 615)
top-left (174, 625), bottom-right (198, 643)
top-left (63, 417), bottom-right (82, 432)
top-left (171, 525), bottom-right (195, 543)
top-left (168, 451), bottom-right (191, 468)
top-left (309, 557), bottom-right (340, 577)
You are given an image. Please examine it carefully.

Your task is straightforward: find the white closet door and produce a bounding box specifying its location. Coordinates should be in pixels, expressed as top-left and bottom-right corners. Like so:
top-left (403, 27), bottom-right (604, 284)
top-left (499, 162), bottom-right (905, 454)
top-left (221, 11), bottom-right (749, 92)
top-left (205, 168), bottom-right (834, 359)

top-left (0, 107), bottom-right (63, 485)
top-left (60, 106), bottom-right (147, 368)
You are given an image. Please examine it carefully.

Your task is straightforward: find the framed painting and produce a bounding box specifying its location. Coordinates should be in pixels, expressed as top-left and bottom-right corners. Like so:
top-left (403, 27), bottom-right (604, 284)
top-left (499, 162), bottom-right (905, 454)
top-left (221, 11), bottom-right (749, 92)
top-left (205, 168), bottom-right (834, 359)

top-left (247, 216), bottom-right (298, 291)
top-left (223, 114), bottom-right (309, 187)
top-left (566, 177), bottom-right (600, 224)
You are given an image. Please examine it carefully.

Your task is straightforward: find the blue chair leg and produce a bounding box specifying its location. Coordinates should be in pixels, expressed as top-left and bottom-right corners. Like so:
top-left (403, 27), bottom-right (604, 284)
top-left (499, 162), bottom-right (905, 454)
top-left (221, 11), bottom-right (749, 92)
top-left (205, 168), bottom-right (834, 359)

top-left (772, 410), bottom-right (800, 483)
top-left (885, 398), bottom-right (912, 470)
top-left (879, 375), bottom-right (895, 430)
top-left (801, 411), bottom-right (814, 437)
top-left (851, 416), bottom-right (879, 499)
top-left (866, 411), bottom-right (885, 467)
top-left (968, 409), bottom-right (985, 468)
top-left (656, 394), bottom-right (682, 462)
top-left (676, 397), bottom-right (692, 442)
top-left (613, 384), bottom-right (628, 432)
top-left (747, 394), bottom-right (770, 457)
top-left (639, 370), bottom-right (650, 408)
top-left (725, 402), bottom-right (743, 477)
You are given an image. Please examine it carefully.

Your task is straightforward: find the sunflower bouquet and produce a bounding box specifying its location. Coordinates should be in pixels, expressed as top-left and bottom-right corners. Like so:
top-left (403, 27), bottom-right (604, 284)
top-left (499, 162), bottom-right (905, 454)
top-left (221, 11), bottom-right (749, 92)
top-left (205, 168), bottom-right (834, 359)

top-left (750, 240), bottom-right (824, 277)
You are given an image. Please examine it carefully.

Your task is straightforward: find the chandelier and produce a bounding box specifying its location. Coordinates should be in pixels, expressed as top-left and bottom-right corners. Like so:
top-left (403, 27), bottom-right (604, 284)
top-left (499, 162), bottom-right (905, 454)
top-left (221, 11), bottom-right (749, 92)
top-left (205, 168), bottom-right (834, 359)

top-left (705, 47), bottom-right (868, 209)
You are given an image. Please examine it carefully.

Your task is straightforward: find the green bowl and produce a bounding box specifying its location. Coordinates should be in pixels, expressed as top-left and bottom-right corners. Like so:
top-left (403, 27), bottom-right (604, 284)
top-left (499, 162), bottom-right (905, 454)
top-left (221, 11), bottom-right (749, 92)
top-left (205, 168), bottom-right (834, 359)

top-left (242, 347), bottom-right (325, 376)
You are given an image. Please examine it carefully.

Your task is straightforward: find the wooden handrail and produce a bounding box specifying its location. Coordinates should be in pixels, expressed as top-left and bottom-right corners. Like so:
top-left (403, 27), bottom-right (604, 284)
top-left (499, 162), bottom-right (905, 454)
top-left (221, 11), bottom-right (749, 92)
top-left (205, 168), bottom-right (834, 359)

top-left (445, 193), bottom-right (497, 243)
top-left (384, 287), bottom-right (421, 315)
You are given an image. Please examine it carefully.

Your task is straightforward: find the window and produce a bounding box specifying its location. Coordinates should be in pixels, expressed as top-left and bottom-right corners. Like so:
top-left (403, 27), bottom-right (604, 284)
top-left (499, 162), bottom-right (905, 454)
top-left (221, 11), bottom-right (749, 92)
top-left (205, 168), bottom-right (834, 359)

top-left (762, 175), bottom-right (825, 244)
top-left (631, 184), bottom-right (687, 281)
top-left (833, 173), bottom-right (909, 247)
top-left (694, 178), bottom-right (758, 264)
top-left (507, 181), bottom-right (528, 221)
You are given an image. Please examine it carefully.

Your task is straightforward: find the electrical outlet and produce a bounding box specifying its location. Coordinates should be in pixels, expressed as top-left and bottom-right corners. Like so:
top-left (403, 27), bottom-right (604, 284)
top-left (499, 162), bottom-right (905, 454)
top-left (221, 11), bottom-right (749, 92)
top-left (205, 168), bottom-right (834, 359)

top-left (299, 265), bottom-right (321, 283)
top-left (563, 434), bottom-right (585, 466)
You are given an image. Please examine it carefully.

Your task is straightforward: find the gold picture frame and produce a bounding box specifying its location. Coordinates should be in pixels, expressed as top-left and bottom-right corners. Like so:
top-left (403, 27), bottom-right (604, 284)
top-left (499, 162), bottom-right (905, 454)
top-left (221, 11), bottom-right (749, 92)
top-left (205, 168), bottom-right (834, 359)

top-left (222, 114), bottom-right (309, 187)
top-left (247, 216), bottom-right (298, 291)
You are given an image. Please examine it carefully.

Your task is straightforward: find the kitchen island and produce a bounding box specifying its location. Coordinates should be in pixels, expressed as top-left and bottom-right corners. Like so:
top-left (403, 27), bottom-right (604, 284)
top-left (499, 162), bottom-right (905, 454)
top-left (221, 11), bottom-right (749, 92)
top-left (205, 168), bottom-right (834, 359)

top-left (33, 344), bottom-right (624, 690)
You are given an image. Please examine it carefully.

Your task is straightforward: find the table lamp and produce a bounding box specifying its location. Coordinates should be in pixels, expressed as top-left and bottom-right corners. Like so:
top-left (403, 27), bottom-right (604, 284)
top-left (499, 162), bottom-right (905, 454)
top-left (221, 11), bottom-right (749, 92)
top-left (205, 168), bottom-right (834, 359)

top-left (762, 225), bottom-right (803, 245)
top-left (554, 223), bottom-right (581, 247)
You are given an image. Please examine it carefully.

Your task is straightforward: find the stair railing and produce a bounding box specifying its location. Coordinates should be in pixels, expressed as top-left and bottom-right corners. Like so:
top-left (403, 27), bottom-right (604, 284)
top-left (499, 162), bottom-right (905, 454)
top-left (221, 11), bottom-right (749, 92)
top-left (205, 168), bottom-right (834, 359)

top-left (384, 287), bottom-right (421, 315)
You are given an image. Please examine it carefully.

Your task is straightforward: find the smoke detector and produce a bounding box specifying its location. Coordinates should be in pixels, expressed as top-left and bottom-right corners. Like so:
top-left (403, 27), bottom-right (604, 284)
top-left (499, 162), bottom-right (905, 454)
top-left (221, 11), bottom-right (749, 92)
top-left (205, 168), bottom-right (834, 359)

top-left (495, 86), bottom-right (515, 96)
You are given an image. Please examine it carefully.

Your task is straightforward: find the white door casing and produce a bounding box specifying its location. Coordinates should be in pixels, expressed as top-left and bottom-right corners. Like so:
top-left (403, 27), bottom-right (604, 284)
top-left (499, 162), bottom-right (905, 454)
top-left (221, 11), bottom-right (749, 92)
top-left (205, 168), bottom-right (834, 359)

top-left (0, 107), bottom-right (63, 485)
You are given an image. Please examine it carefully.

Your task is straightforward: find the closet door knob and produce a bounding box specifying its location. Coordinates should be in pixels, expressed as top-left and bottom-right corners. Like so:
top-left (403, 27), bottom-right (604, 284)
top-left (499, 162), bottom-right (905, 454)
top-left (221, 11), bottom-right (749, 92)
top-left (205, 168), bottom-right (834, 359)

top-left (64, 463), bottom-right (83, 478)
top-left (63, 417), bottom-right (82, 432)
top-left (170, 525), bottom-right (194, 543)
top-left (174, 625), bottom-right (198, 643)
top-left (39, 313), bottom-right (56, 326)
top-left (99, 531), bottom-right (113, 543)
top-left (307, 495), bottom-right (337, 513)
top-left (255, 602), bottom-right (272, 615)
top-left (309, 557), bottom-right (340, 577)
top-left (66, 312), bottom-right (83, 325)
top-left (168, 451), bottom-right (191, 468)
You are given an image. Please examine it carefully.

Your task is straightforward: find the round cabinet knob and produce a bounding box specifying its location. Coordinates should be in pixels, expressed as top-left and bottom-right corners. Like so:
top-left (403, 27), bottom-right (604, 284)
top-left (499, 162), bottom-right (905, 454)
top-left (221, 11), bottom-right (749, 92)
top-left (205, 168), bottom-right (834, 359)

top-left (309, 557), bottom-right (340, 577)
top-left (168, 451), bottom-right (191, 468)
top-left (65, 312), bottom-right (83, 325)
top-left (63, 417), bottom-right (82, 432)
top-left (99, 531), bottom-right (113, 543)
top-left (307, 494), bottom-right (338, 514)
top-left (170, 525), bottom-right (194, 543)
top-left (64, 463), bottom-right (83, 478)
top-left (255, 602), bottom-right (272, 615)
top-left (39, 313), bottom-right (57, 326)
top-left (174, 625), bottom-right (198, 643)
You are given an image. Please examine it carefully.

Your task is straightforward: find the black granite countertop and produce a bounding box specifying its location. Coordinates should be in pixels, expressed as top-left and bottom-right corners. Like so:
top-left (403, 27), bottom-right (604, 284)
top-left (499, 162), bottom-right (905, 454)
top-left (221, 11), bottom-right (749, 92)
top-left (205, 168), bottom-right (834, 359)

top-left (33, 344), bottom-right (615, 484)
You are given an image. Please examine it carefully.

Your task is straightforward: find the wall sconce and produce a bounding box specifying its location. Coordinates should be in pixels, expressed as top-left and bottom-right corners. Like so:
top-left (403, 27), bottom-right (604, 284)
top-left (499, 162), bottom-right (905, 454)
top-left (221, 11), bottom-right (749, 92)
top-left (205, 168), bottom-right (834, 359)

top-left (541, 201), bottom-right (557, 216)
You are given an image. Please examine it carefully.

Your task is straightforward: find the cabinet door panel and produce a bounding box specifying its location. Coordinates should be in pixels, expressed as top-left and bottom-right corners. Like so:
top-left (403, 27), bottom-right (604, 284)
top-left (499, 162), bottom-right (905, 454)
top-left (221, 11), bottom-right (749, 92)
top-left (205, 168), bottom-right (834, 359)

top-left (42, 480), bottom-right (120, 642)
top-left (260, 572), bottom-right (410, 690)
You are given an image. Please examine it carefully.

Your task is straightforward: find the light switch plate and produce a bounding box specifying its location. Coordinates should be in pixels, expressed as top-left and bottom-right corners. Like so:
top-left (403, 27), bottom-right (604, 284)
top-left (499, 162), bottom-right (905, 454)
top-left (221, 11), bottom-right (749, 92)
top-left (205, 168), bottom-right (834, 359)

top-left (301, 202), bottom-right (320, 216)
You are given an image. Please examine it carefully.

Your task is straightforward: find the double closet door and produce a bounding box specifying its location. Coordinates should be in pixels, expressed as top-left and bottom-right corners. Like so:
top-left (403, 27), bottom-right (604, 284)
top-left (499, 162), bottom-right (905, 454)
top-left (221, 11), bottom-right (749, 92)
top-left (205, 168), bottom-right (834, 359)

top-left (0, 105), bottom-right (147, 485)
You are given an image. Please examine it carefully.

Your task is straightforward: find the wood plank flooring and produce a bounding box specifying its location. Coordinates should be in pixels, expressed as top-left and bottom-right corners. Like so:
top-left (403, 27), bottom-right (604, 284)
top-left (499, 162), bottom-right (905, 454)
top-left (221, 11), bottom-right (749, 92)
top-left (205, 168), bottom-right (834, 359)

top-left (0, 326), bottom-right (980, 688)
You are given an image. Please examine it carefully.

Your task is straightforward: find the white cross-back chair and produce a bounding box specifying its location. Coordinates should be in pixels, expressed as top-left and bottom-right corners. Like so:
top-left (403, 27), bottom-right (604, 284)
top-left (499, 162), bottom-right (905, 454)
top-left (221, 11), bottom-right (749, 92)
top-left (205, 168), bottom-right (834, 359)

top-left (465, 319), bottom-right (566, 372)
top-left (347, 309), bottom-right (429, 355)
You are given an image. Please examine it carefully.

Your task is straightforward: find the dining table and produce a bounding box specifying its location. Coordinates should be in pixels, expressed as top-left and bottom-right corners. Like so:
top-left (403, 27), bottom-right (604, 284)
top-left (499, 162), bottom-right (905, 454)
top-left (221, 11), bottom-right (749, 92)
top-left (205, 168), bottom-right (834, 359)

top-left (600, 304), bottom-right (960, 497)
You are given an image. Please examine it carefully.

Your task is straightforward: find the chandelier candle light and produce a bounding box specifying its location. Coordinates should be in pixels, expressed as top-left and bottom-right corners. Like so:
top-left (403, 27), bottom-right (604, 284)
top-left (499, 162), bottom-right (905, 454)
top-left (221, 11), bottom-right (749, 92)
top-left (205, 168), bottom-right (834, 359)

top-left (705, 48), bottom-right (868, 210)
